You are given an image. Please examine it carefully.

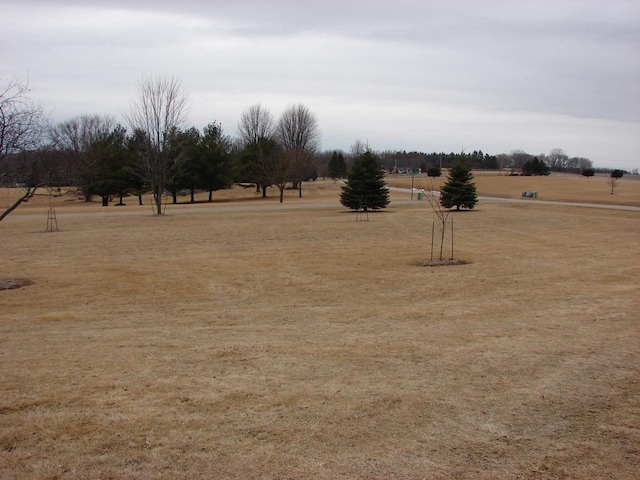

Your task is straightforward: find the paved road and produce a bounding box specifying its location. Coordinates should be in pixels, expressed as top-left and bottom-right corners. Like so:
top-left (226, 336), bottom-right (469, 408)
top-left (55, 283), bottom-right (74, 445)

top-left (6, 190), bottom-right (639, 220)
top-left (478, 196), bottom-right (640, 211)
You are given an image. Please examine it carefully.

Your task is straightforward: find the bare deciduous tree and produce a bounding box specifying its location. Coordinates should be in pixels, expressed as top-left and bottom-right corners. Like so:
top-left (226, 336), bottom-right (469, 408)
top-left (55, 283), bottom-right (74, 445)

top-left (49, 114), bottom-right (115, 153)
top-left (49, 114), bottom-right (116, 201)
top-left (507, 149), bottom-right (533, 174)
top-left (608, 177), bottom-right (618, 194)
top-left (547, 148), bottom-right (569, 171)
top-left (349, 140), bottom-right (368, 164)
top-left (276, 103), bottom-right (320, 198)
top-left (237, 104), bottom-right (274, 147)
top-left (126, 75), bottom-right (189, 215)
top-left (0, 77), bottom-right (48, 222)
top-left (422, 179), bottom-right (453, 261)
top-left (0, 78), bottom-right (44, 162)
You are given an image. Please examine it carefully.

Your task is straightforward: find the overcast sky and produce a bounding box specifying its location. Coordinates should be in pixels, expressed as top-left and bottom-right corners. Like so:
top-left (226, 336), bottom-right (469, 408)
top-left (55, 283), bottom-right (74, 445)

top-left (3, 0), bottom-right (639, 169)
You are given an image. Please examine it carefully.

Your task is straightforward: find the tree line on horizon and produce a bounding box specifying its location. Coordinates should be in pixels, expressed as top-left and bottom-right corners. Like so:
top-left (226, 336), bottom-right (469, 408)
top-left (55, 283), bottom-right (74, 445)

top-left (0, 75), bottom-right (626, 221)
top-left (371, 148), bottom-right (603, 176)
top-left (1, 76), bottom-right (325, 217)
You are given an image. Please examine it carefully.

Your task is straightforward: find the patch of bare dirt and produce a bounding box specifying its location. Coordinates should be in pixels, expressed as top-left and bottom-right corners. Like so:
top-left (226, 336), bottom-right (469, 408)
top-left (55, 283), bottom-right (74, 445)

top-left (417, 258), bottom-right (469, 266)
top-left (0, 279), bottom-right (33, 290)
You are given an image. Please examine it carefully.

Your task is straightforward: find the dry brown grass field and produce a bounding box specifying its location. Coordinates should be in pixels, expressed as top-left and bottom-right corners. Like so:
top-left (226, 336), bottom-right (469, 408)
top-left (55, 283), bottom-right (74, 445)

top-left (1, 174), bottom-right (639, 479)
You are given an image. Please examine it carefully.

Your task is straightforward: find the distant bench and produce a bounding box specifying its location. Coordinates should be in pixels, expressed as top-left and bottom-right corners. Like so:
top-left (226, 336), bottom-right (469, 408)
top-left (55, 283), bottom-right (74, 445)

top-left (522, 191), bottom-right (538, 198)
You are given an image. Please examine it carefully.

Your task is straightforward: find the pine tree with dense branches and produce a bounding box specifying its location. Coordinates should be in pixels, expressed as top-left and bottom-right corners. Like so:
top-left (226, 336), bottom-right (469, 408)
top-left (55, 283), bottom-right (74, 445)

top-left (340, 150), bottom-right (389, 210)
top-left (440, 159), bottom-right (477, 210)
top-left (327, 151), bottom-right (347, 180)
top-left (522, 157), bottom-right (550, 176)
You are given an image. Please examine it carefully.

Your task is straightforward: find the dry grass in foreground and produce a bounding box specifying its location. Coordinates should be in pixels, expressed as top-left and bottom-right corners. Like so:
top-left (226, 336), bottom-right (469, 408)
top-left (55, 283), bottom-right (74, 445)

top-left (1, 181), bottom-right (639, 479)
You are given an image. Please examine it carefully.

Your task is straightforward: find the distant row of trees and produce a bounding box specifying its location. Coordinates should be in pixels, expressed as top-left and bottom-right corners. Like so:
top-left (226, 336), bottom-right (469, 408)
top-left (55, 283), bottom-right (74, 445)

top-left (381, 148), bottom-right (601, 177)
top-left (1, 75), bottom-right (630, 223)
top-left (236, 103), bottom-right (320, 203)
top-left (1, 76), bottom-right (322, 221)
top-left (360, 148), bottom-right (605, 177)
top-left (496, 148), bottom-right (594, 175)
top-left (378, 150), bottom-right (499, 173)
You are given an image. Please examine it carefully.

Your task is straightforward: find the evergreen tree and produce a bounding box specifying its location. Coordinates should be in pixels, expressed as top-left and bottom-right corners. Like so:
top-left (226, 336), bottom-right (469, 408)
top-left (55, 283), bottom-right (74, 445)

top-left (581, 168), bottom-right (595, 178)
top-left (340, 149), bottom-right (389, 210)
top-left (81, 125), bottom-right (130, 207)
top-left (522, 157), bottom-right (550, 176)
top-left (440, 159), bottom-right (477, 210)
top-left (328, 151), bottom-right (347, 180)
top-left (427, 166), bottom-right (442, 177)
top-left (194, 122), bottom-right (234, 202)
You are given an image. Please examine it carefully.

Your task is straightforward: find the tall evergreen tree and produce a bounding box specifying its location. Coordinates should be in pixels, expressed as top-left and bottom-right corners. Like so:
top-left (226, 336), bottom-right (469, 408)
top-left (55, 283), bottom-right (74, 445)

top-left (340, 149), bottom-right (389, 210)
top-left (194, 122), bottom-right (234, 202)
top-left (440, 159), bottom-right (477, 210)
top-left (82, 125), bottom-right (130, 206)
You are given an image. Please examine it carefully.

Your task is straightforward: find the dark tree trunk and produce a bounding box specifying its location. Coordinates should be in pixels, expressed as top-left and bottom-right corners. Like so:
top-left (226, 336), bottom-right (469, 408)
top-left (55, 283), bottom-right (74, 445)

top-left (208, 190), bottom-right (213, 202)
top-left (154, 185), bottom-right (163, 215)
top-left (190, 188), bottom-right (195, 203)
top-left (101, 195), bottom-right (109, 207)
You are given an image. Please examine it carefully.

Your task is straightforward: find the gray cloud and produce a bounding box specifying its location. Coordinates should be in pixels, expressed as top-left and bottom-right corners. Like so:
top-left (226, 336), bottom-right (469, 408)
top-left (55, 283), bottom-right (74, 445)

top-left (2, 0), bottom-right (639, 168)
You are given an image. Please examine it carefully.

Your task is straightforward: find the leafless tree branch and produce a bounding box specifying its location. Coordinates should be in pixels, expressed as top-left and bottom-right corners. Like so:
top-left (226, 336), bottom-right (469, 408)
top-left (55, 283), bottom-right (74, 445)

top-left (126, 75), bottom-right (189, 215)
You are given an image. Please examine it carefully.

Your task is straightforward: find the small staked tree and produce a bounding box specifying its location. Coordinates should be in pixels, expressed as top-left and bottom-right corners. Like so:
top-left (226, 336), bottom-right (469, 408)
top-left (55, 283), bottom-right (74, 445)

top-left (609, 170), bottom-right (624, 194)
top-left (440, 159), bottom-right (477, 210)
top-left (126, 75), bottom-right (189, 215)
top-left (422, 179), bottom-right (452, 261)
top-left (340, 149), bottom-right (389, 210)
